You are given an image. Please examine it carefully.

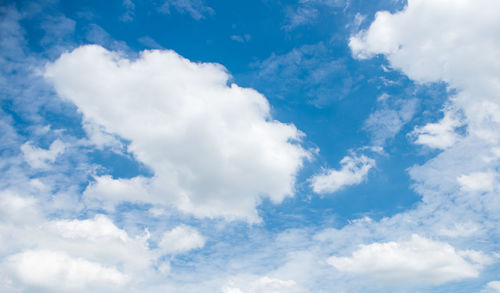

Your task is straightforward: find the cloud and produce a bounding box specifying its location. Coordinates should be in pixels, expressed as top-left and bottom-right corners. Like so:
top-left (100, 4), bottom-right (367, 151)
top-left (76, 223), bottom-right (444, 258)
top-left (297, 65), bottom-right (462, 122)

top-left (45, 45), bottom-right (310, 222)
top-left (3, 250), bottom-right (128, 291)
top-left (21, 139), bottom-right (66, 169)
top-left (310, 154), bottom-right (375, 194)
top-left (222, 276), bottom-right (304, 293)
top-left (253, 43), bottom-right (353, 106)
top-left (457, 171), bottom-right (496, 192)
top-left (483, 281), bottom-right (500, 293)
top-left (158, 0), bottom-right (214, 20)
top-left (121, 0), bottom-right (135, 22)
top-left (411, 107), bottom-right (464, 149)
top-left (158, 225), bottom-right (205, 255)
top-left (283, 0), bottom-right (345, 30)
top-left (363, 95), bottom-right (418, 145)
top-left (350, 0), bottom-right (500, 144)
top-left (328, 234), bottom-right (487, 286)
top-left (230, 34), bottom-right (251, 43)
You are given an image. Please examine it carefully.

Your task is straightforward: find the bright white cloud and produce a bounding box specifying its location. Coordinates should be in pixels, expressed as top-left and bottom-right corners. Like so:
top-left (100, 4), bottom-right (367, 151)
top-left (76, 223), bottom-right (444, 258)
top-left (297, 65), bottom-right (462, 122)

top-left (158, 225), bottom-right (205, 254)
top-left (458, 171), bottom-right (496, 192)
top-left (310, 154), bottom-right (375, 194)
top-left (3, 250), bottom-right (128, 291)
top-left (350, 0), bottom-right (500, 143)
top-left (45, 45), bottom-right (310, 223)
top-left (328, 235), bottom-right (486, 285)
top-left (21, 139), bottom-right (65, 169)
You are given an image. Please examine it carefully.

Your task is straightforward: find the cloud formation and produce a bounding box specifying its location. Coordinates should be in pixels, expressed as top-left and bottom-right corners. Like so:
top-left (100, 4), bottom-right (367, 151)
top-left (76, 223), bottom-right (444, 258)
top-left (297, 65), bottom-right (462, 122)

top-left (329, 234), bottom-right (487, 285)
top-left (45, 45), bottom-right (310, 222)
top-left (310, 154), bottom-right (375, 194)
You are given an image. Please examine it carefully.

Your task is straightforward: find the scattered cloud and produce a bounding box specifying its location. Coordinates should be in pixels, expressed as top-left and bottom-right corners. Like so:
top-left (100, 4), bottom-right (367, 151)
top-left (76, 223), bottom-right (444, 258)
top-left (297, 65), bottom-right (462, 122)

top-left (230, 34), bottom-right (251, 43)
top-left (158, 0), bottom-right (214, 20)
top-left (283, 0), bottom-right (345, 30)
top-left (121, 0), bottom-right (135, 22)
top-left (253, 43), bottom-right (354, 106)
top-left (363, 95), bottom-right (418, 145)
top-left (310, 153), bottom-right (375, 194)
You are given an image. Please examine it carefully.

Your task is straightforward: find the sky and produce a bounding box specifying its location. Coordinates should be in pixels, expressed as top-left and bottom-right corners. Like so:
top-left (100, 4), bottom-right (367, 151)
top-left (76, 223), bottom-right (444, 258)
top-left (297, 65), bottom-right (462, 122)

top-left (1, 0), bottom-right (500, 292)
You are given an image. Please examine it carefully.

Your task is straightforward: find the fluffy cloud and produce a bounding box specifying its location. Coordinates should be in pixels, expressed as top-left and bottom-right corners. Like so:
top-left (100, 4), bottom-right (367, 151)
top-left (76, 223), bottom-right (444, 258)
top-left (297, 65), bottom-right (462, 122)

top-left (328, 235), bottom-right (487, 286)
top-left (310, 154), bottom-right (374, 194)
top-left (158, 225), bottom-right (205, 255)
top-left (3, 250), bottom-right (128, 291)
top-left (350, 0), bottom-right (500, 143)
top-left (45, 45), bottom-right (310, 223)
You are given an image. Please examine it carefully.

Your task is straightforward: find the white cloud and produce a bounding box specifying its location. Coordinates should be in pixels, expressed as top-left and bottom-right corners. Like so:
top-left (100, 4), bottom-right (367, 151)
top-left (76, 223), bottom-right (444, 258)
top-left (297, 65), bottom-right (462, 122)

top-left (411, 107), bottom-right (464, 149)
top-left (50, 215), bottom-right (129, 242)
top-left (310, 154), bottom-right (375, 194)
top-left (328, 235), bottom-right (487, 285)
top-left (350, 0), bottom-right (500, 143)
top-left (3, 250), bottom-right (128, 291)
top-left (222, 276), bottom-right (304, 293)
top-left (45, 45), bottom-right (310, 223)
top-left (458, 171), bottom-right (496, 192)
top-left (21, 139), bottom-right (65, 169)
top-left (158, 225), bottom-right (205, 255)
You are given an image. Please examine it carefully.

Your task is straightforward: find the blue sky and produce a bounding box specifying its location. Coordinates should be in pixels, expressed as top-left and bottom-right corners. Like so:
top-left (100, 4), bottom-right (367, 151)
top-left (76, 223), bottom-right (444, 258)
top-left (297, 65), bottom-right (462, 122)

top-left (1, 0), bottom-right (500, 292)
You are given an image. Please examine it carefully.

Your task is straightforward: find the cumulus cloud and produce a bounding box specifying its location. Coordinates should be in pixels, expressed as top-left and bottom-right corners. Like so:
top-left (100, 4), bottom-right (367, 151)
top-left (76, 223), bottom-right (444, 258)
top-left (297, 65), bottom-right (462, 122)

top-left (350, 0), bottom-right (500, 143)
top-left (328, 235), bottom-right (487, 286)
top-left (310, 154), bottom-right (375, 194)
top-left (45, 45), bottom-right (310, 222)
